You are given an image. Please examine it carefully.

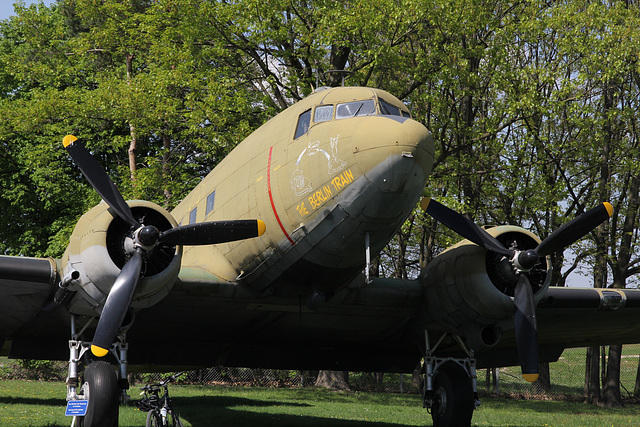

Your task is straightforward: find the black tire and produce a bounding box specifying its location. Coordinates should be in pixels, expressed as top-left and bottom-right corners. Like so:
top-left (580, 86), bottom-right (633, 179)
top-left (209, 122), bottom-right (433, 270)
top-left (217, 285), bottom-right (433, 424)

top-left (81, 361), bottom-right (119, 427)
top-left (146, 409), bottom-right (162, 427)
top-left (431, 362), bottom-right (474, 427)
top-left (168, 409), bottom-right (183, 427)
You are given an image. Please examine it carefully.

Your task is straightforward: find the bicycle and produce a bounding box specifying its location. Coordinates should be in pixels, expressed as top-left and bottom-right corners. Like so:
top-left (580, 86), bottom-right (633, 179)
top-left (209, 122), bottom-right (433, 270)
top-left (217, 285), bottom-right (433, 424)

top-left (135, 372), bottom-right (185, 427)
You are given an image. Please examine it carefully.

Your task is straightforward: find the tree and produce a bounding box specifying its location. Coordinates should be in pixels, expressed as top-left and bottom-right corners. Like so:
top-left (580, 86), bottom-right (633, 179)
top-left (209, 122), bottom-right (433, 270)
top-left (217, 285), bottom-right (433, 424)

top-left (315, 370), bottom-right (350, 390)
top-left (3, 0), bottom-right (640, 403)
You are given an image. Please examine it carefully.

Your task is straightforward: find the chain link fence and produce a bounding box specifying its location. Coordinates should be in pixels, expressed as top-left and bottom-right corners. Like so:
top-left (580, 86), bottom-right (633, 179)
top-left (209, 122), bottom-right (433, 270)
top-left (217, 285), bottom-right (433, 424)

top-left (477, 345), bottom-right (640, 400)
top-left (2, 346), bottom-right (639, 400)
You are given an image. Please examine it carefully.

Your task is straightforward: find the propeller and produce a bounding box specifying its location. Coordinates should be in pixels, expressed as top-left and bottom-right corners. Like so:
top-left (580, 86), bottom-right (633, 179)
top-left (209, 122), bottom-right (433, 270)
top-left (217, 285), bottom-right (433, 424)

top-left (63, 135), bottom-right (266, 358)
top-left (421, 197), bottom-right (612, 382)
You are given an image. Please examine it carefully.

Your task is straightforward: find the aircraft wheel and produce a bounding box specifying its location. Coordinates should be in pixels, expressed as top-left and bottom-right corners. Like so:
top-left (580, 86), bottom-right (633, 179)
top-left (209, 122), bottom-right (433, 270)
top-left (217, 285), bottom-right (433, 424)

top-left (80, 361), bottom-right (119, 427)
top-left (430, 362), bottom-right (473, 427)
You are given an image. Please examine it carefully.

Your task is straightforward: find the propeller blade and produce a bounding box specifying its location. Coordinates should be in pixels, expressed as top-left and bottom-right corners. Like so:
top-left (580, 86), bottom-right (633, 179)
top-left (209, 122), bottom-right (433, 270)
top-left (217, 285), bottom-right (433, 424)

top-left (513, 274), bottom-right (539, 382)
top-left (421, 197), bottom-right (512, 257)
top-left (535, 202), bottom-right (613, 257)
top-left (63, 135), bottom-right (140, 229)
top-left (159, 219), bottom-right (266, 246)
top-left (91, 249), bottom-right (143, 357)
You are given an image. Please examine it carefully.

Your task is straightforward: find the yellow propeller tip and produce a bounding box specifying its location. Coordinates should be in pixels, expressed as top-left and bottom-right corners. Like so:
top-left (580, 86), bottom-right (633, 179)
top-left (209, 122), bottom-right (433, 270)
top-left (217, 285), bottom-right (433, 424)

top-left (523, 373), bottom-right (539, 383)
top-left (91, 345), bottom-right (109, 358)
top-left (604, 202), bottom-right (613, 217)
top-left (257, 219), bottom-right (266, 236)
top-left (420, 197), bottom-right (432, 212)
top-left (63, 135), bottom-right (78, 148)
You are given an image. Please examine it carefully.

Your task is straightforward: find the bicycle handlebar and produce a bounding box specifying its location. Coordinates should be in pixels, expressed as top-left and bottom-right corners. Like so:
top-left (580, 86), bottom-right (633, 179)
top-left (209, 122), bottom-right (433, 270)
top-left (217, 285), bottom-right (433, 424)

top-left (159, 371), bottom-right (184, 386)
top-left (139, 372), bottom-right (185, 392)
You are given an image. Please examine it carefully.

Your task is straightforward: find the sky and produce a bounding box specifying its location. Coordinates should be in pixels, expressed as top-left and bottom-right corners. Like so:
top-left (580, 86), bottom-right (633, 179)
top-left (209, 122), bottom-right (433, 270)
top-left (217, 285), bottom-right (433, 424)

top-left (0, 0), bottom-right (56, 21)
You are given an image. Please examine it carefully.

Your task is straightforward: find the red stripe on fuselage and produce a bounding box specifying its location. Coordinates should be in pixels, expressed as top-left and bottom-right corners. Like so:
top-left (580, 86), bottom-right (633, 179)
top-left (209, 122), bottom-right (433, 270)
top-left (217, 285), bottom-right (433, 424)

top-left (267, 146), bottom-right (295, 245)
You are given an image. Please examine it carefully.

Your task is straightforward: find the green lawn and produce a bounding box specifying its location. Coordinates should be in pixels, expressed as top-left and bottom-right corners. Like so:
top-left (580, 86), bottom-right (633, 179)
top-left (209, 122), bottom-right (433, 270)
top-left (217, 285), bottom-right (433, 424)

top-left (477, 345), bottom-right (640, 397)
top-left (2, 380), bottom-right (640, 426)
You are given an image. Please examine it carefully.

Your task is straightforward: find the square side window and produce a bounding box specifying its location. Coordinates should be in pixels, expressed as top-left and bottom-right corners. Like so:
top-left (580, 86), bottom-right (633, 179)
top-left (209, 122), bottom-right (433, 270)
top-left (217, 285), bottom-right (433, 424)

top-left (206, 191), bottom-right (216, 216)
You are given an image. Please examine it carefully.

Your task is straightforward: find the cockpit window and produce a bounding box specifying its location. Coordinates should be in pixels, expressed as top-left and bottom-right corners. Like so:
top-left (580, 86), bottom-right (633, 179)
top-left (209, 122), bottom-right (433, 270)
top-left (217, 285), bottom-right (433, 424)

top-left (314, 105), bottom-right (333, 122)
top-left (294, 109), bottom-right (311, 139)
top-left (294, 98), bottom-right (410, 139)
top-left (336, 99), bottom-right (376, 119)
top-left (380, 99), bottom-right (403, 116)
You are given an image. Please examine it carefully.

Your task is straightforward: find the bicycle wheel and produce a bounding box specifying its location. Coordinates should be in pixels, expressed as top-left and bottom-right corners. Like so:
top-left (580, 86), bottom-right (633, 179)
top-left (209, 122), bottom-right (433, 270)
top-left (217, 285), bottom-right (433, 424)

top-left (168, 409), bottom-right (184, 427)
top-left (146, 409), bottom-right (162, 427)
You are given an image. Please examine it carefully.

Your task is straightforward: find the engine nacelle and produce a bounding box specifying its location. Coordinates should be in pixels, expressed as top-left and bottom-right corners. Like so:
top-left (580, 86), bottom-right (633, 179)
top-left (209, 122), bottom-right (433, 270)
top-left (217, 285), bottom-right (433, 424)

top-left (420, 225), bottom-right (551, 351)
top-left (60, 200), bottom-right (182, 317)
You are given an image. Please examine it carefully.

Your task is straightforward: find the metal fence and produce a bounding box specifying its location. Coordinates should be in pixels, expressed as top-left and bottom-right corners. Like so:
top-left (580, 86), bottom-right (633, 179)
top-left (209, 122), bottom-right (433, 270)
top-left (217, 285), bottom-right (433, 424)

top-left (2, 345), bottom-right (639, 400)
top-left (477, 345), bottom-right (640, 400)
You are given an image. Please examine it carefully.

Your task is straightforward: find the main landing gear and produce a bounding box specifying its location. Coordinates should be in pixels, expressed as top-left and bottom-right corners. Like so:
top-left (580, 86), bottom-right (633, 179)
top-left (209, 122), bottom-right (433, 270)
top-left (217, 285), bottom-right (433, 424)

top-left (66, 316), bottom-right (129, 427)
top-left (421, 331), bottom-right (479, 427)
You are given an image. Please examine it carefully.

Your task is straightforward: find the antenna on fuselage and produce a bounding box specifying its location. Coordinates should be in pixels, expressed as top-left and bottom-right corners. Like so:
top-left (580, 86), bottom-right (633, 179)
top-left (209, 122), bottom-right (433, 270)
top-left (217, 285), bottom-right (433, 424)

top-left (316, 70), bottom-right (354, 88)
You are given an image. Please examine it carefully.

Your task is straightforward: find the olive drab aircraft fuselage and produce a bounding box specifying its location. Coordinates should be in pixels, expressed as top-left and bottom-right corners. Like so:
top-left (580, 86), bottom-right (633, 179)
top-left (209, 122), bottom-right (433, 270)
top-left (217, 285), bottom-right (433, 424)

top-left (3, 86), bottom-right (640, 427)
top-left (170, 86), bottom-right (434, 298)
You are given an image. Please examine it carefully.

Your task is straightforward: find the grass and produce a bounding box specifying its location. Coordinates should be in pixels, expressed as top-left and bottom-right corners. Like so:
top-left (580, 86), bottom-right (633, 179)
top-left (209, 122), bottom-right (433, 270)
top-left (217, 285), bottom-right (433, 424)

top-left (2, 380), bottom-right (640, 426)
top-left (477, 345), bottom-right (640, 397)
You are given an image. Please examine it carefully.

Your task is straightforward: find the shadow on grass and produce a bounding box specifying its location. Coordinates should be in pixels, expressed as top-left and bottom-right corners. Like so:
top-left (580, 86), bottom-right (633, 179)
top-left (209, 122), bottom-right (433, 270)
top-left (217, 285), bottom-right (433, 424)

top-left (5, 386), bottom-right (640, 427)
top-left (0, 396), bottom-right (66, 406)
top-left (171, 394), bottom-right (420, 426)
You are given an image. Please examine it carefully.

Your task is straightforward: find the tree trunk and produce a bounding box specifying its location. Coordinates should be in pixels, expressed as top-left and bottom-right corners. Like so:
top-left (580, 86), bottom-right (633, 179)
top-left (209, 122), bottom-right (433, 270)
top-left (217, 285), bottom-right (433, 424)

top-left (412, 362), bottom-right (422, 391)
top-left (635, 357), bottom-right (640, 398)
top-left (585, 346), bottom-right (601, 404)
top-left (485, 368), bottom-right (499, 394)
top-left (533, 362), bottom-right (551, 395)
top-left (602, 344), bottom-right (623, 407)
top-left (162, 132), bottom-right (172, 207)
top-left (126, 53), bottom-right (138, 183)
top-left (315, 370), bottom-right (350, 390)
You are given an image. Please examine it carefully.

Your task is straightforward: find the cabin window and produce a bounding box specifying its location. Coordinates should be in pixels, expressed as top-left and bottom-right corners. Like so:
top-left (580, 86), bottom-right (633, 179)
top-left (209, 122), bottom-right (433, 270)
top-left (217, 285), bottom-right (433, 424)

top-left (294, 109), bottom-right (311, 139)
top-left (379, 99), bottom-right (402, 116)
top-left (314, 105), bottom-right (333, 123)
top-left (402, 110), bottom-right (411, 118)
top-left (336, 99), bottom-right (376, 119)
top-left (206, 191), bottom-right (216, 216)
top-left (189, 207), bottom-right (197, 224)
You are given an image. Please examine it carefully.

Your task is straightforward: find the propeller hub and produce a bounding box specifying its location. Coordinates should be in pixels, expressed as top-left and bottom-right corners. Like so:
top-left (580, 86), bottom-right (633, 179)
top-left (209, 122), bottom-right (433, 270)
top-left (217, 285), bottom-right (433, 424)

top-left (137, 225), bottom-right (160, 248)
top-left (513, 249), bottom-right (539, 272)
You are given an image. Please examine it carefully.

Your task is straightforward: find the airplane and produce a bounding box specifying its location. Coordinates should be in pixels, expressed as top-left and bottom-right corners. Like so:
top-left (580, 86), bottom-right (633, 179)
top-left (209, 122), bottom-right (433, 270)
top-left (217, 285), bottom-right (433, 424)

top-left (2, 85), bottom-right (640, 427)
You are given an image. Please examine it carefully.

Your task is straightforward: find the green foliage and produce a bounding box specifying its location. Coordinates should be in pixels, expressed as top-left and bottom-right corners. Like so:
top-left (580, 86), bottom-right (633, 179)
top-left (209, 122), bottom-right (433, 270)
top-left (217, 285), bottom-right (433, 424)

top-left (1, 0), bottom-right (640, 287)
top-left (3, 359), bottom-right (67, 381)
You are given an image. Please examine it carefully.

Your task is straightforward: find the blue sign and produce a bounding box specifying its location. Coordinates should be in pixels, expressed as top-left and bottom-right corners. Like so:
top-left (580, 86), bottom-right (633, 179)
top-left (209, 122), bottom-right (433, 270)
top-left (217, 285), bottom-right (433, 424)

top-left (65, 400), bottom-right (88, 417)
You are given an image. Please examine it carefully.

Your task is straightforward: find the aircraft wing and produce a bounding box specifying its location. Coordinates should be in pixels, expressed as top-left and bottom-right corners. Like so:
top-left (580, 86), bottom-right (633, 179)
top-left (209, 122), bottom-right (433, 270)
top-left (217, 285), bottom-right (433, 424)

top-left (470, 286), bottom-right (640, 369)
top-left (0, 255), bottom-right (58, 343)
top-left (537, 286), bottom-right (640, 347)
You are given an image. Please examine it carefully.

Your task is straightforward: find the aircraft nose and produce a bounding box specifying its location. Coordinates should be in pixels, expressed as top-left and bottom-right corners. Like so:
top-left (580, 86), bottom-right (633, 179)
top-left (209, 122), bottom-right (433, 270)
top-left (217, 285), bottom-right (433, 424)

top-left (353, 117), bottom-right (434, 193)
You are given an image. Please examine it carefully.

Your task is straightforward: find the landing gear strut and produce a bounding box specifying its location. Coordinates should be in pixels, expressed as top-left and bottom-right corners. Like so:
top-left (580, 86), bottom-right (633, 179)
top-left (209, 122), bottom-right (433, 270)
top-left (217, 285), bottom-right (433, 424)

top-left (421, 331), bottom-right (479, 427)
top-left (66, 316), bottom-right (129, 427)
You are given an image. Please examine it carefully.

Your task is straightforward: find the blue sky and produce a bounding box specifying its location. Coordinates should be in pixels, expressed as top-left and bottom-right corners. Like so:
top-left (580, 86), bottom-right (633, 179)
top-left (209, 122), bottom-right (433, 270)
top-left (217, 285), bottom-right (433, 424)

top-left (0, 1), bottom-right (56, 21)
